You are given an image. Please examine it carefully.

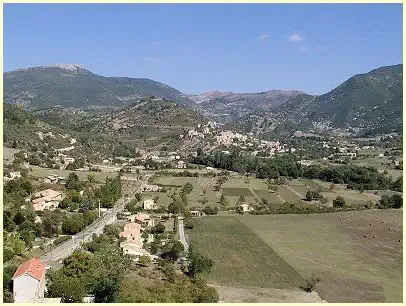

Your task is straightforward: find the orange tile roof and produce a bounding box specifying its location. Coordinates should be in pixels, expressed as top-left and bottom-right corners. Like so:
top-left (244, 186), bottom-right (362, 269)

top-left (12, 257), bottom-right (46, 281)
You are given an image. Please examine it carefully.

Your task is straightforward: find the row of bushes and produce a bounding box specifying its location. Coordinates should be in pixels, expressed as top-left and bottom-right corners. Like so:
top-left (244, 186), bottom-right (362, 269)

top-left (53, 235), bottom-right (72, 246)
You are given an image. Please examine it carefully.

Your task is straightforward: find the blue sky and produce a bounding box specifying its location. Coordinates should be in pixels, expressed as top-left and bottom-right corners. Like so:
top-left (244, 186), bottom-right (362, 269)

top-left (4, 4), bottom-right (402, 95)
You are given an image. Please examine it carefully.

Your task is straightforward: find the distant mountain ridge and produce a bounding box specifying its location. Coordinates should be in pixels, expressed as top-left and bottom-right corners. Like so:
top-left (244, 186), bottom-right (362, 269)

top-left (227, 64), bottom-right (403, 137)
top-left (189, 90), bottom-right (305, 122)
top-left (4, 64), bottom-right (196, 110)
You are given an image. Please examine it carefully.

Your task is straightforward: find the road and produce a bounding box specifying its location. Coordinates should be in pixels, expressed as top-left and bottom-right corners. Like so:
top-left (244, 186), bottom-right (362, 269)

top-left (40, 173), bottom-right (152, 262)
top-left (178, 218), bottom-right (189, 252)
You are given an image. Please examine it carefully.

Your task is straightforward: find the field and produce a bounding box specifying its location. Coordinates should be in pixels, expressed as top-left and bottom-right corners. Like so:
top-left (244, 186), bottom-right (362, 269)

top-left (153, 176), bottom-right (218, 208)
top-left (3, 146), bottom-right (20, 164)
top-left (253, 190), bottom-right (283, 208)
top-left (187, 216), bottom-right (306, 289)
top-left (29, 166), bottom-right (137, 183)
top-left (277, 186), bottom-right (302, 202)
top-left (288, 184), bottom-right (309, 197)
top-left (222, 187), bottom-right (254, 197)
top-left (238, 210), bottom-right (403, 302)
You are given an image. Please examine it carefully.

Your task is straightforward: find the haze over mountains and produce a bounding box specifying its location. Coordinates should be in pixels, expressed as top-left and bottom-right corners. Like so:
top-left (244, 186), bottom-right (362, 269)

top-left (3, 63), bottom-right (403, 137)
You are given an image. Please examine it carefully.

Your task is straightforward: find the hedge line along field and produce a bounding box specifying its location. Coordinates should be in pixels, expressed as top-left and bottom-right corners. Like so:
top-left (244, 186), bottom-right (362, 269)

top-left (187, 216), bottom-right (307, 289)
top-left (238, 210), bottom-right (403, 302)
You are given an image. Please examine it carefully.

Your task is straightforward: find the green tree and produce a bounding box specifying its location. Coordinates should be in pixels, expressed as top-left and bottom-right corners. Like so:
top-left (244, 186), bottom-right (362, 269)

top-left (305, 190), bottom-right (313, 201)
top-left (187, 245), bottom-right (214, 279)
top-left (332, 196), bottom-right (346, 208)
top-left (182, 182), bottom-right (194, 195)
top-left (47, 271), bottom-right (87, 303)
top-left (88, 244), bottom-right (131, 303)
top-left (151, 223), bottom-right (165, 235)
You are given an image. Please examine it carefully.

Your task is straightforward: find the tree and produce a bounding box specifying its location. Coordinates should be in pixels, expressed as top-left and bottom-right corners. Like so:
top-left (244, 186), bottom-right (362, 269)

top-left (134, 193), bottom-right (142, 202)
top-left (138, 255), bottom-right (151, 266)
top-left (237, 195), bottom-right (245, 205)
top-left (182, 182), bottom-right (194, 195)
top-left (187, 245), bottom-right (214, 279)
top-left (47, 271), bottom-right (87, 303)
top-left (390, 194), bottom-right (403, 209)
top-left (151, 223), bottom-right (165, 235)
top-left (6, 233), bottom-right (26, 256)
top-left (13, 212), bottom-right (25, 225)
top-left (184, 218), bottom-right (194, 229)
top-left (332, 196), bottom-right (346, 208)
top-left (305, 190), bottom-right (313, 201)
top-left (62, 251), bottom-right (93, 278)
top-left (88, 244), bottom-right (131, 303)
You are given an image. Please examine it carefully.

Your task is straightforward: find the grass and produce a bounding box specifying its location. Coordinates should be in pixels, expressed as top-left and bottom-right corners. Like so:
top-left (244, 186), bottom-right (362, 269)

top-left (188, 216), bottom-right (306, 289)
top-left (288, 184), bottom-right (309, 197)
top-left (222, 187), bottom-right (254, 197)
top-left (29, 166), bottom-right (136, 182)
top-left (277, 186), bottom-right (302, 203)
top-left (253, 190), bottom-right (283, 209)
top-left (238, 210), bottom-right (403, 302)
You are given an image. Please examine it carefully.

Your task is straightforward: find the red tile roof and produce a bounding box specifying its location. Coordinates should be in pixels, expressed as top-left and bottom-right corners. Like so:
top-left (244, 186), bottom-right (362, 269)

top-left (12, 257), bottom-right (46, 281)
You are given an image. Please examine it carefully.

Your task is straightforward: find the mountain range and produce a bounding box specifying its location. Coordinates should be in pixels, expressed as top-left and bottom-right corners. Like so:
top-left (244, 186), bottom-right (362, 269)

top-left (4, 63), bottom-right (403, 137)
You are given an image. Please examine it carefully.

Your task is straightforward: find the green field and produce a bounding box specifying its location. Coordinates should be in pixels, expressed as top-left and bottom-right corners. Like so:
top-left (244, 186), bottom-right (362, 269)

top-left (29, 166), bottom-right (137, 183)
top-left (189, 210), bottom-right (402, 302)
top-left (188, 216), bottom-right (306, 288)
top-left (222, 187), bottom-right (254, 197)
top-left (253, 190), bottom-right (283, 208)
top-left (238, 210), bottom-right (403, 302)
top-left (288, 184), bottom-right (309, 197)
top-left (277, 186), bottom-right (302, 202)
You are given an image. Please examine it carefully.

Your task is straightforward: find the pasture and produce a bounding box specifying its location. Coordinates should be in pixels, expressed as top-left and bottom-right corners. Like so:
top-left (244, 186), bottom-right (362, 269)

top-left (253, 190), bottom-right (283, 209)
top-left (187, 216), bottom-right (307, 289)
top-left (277, 186), bottom-right (302, 202)
top-left (238, 210), bottom-right (403, 302)
top-left (29, 166), bottom-right (137, 182)
top-left (222, 187), bottom-right (254, 197)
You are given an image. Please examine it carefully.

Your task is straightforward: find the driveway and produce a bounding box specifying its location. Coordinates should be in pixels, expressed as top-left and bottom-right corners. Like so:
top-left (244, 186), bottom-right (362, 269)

top-left (178, 218), bottom-right (189, 252)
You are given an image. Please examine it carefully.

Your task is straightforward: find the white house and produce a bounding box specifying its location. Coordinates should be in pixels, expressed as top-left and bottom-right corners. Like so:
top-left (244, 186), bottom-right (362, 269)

top-left (240, 204), bottom-right (253, 212)
top-left (12, 258), bottom-right (46, 303)
top-left (143, 199), bottom-right (157, 210)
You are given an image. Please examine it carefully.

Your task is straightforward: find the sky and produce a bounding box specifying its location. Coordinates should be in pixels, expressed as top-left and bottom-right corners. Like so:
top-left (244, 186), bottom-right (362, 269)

top-left (4, 3), bottom-right (403, 95)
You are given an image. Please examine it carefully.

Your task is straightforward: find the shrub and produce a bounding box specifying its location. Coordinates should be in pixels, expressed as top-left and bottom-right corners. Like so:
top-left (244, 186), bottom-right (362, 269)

top-left (54, 235), bottom-right (72, 246)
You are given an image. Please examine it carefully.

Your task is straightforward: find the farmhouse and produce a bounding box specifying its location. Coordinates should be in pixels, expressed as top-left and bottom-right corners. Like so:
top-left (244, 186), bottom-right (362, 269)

top-left (42, 174), bottom-right (65, 184)
top-left (31, 189), bottom-right (64, 211)
top-left (298, 160), bottom-right (313, 166)
top-left (191, 210), bottom-right (204, 217)
top-left (136, 213), bottom-right (155, 227)
top-left (119, 223), bottom-right (143, 247)
top-left (140, 184), bottom-right (161, 192)
top-left (12, 257), bottom-right (46, 303)
top-left (143, 199), bottom-right (157, 210)
top-left (4, 171), bottom-right (21, 182)
top-left (120, 241), bottom-right (148, 260)
top-left (240, 203), bottom-right (253, 212)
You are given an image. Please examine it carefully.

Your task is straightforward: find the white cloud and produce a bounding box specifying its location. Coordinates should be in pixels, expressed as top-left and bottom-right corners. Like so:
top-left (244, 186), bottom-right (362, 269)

top-left (145, 57), bottom-right (159, 63)
top-left (257, 34), bottom-right (269, 41)
top-left (299, 47), bottom-right (310, 52)
top-left (288, 33), bottom-right (304, 42)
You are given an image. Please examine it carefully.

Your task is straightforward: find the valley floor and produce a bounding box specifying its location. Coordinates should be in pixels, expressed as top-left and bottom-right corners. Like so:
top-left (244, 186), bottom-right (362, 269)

top-left (188, 210), bottom-right (403, 303)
